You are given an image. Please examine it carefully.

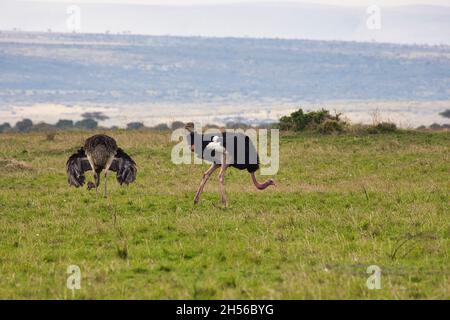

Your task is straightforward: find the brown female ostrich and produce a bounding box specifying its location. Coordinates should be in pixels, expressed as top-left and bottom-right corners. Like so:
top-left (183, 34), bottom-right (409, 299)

top-left (185, 123), bottom-right (275, 206)
top-left (66, 134), bottom-right (137, 197)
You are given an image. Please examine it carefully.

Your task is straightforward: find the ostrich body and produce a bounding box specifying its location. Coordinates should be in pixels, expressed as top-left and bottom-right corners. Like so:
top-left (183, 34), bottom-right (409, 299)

top-left (66, 134), bottom-right (137, 197)
top-left (185, 123), bottom-right (275, 206)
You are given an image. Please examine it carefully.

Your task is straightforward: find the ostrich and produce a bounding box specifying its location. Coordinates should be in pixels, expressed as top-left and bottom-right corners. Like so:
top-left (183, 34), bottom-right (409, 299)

top-left (185, 123), bottom-right (275, 206)
top-left (66, 134), bottom-right (137, 197)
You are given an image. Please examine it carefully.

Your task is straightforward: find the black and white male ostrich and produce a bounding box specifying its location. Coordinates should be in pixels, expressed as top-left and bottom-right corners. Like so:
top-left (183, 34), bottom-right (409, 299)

top-left (185, 123), bottom-right (275, 205)
top-left (66, 134), bottom-right (137, 197)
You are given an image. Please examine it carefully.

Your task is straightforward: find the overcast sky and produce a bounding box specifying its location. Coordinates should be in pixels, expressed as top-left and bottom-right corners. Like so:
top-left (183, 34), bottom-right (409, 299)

top-left (3, 0), bottom-right (449, 44)
top-left (23, 0), bottom-right (450, 6)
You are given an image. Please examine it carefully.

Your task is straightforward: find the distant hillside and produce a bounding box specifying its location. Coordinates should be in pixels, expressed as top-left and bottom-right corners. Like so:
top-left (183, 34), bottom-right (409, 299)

top-left (0, 31), bottom-right (449, 108)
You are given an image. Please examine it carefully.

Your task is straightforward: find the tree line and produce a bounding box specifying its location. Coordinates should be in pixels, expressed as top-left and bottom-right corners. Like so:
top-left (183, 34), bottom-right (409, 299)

top-left (1, 109), bottom-right (449, 134)
top-left (0, 118), bottom-right (267, 133)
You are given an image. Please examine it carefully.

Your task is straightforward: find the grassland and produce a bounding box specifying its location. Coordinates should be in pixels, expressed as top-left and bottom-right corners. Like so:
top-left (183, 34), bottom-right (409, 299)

top-left (0, 130), bottom-right (448, 299)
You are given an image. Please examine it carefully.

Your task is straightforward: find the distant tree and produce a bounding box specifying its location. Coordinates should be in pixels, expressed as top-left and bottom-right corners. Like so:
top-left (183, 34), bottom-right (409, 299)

top-left (55, 119), bottom-right (74, 129)
top-left (32, 122), bottom-right (55, 132)
top-left (152, 123), bottom-right (170, 131)
top-left (15, 119), bottom-right (33, 132)
top-left (127, 122), bottom-right (144, 130)
top-left (171, 121), bottom-right (185, 130)
top-left (75, 118), bottom-right (98, 129)
top-left (0, 122), bottom-right (11, 133)
top-left (226, 122), bottom-right (250, 129)
top-left (81, 112), bottom-right (109, 121)
top-left (439, 109), bottom-right (450, 118)
top-left (429, 123), bottom-right (441, 129)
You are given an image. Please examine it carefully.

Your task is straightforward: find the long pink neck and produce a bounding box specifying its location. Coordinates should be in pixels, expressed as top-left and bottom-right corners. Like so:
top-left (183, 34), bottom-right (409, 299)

top-left (251, 172), bottom-right (274, 190)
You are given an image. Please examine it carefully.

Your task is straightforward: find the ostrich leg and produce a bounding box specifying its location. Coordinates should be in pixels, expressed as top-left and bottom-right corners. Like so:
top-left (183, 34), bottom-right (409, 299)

top-left (218, 162), bottom-right (229, 206)
top-left (194, 163), bottom-right (220, 204)
top-left (103, 155), bottom-right (115, 198)
top-left (86, 154), bottom-right (99, 195)
top-left (94, 173), bottom-right (100, 195)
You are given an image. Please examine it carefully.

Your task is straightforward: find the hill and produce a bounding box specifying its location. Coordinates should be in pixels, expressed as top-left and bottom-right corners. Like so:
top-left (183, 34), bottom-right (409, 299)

top-left (1, 31), bottom-right (449, 108)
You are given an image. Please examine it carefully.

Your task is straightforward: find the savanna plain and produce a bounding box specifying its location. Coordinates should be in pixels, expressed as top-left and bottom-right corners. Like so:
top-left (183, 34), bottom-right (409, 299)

top-left (0, 130), bottom-right (448, 299)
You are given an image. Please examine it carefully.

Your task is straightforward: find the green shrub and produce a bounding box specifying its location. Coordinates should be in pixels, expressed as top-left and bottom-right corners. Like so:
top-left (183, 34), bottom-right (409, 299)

top-left (127, 122), bottom-right (145, 130)
top-left (55, 119), bottom-right (74, 129)
top-left (75, 118), bottom-right (98, 129)
top-left (171, 121), bottom-right (185, 130)
top-left (367, 122), bottom-right (397, 134)
top-left (279, 108), bottom-right (345, 132)
top-left (152, 123), bottom-right (170, 131)
top-left (318, 119), bottom-right (345, 134)
top-left (0, 122), bottom-right (11, 133)
top-left (15, 119), bottom-right (33, 132)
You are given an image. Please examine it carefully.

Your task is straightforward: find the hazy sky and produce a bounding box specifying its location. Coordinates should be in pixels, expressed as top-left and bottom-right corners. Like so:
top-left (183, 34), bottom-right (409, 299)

top-left (24, 0), bottom-right (450, 6)
top-left (4, 0), bottom-right (449, 44)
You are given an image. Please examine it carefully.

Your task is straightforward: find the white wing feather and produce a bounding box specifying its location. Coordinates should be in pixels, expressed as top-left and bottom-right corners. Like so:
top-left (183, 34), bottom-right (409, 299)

top-left (206, 136), bottom-right (227, 154)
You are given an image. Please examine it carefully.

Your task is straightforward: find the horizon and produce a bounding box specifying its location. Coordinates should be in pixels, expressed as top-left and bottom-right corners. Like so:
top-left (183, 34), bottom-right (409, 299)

top-left (2, 29), bottom-right (449, 46)
top-left (2, 0), bottom-right (450, 45)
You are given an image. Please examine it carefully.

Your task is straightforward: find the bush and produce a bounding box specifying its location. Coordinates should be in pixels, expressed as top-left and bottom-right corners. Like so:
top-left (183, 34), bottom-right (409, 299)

top-left (75, 118), bottom-right (98, 129)
top-left (32, 122), bottom-right (55, 132)
top-left (81, 112), bottom-right (109, 121)
top-left (318, 119), bottom-right (345, 134)
top-left (279, 108), bottom-right (344, 132)
top-left (171, 121), bottom-right (185, 130)
top-left (55, 119), bottom-right (74, 129)
top-left (152, 123), bottom-right (170, 131)
top-left (367, 122), bottom-right (397, 134)
top-left (15, 119), bottom-right (33, 132)
top-left (127, 122), bottom-right (145, 130)
top-left (0, 122), bottom-right (11, 133)
top-left (429, 123), bottom-right (442, 130)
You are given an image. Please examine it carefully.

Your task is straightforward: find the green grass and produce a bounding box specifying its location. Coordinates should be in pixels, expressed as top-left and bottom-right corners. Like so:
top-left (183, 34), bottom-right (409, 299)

top-left (0, 130), bottom-right (448, 299)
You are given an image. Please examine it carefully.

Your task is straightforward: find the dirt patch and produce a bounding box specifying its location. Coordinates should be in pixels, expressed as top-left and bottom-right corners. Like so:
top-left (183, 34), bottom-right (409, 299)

top-left (0, 159), bottom-right (33, 171)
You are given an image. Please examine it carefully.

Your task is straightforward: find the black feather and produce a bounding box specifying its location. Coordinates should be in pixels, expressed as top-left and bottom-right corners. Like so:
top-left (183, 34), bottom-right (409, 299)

top-left (66, 148), bottom-right (92, 187)
top-left (66, 135), bottom-right (137, 191)
top-left (84, 134), bottom-right (117, 155)
top-left (110, 148), bottom-right (137, 185)
top-left (189, 131), bottom-right (260, 173)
